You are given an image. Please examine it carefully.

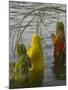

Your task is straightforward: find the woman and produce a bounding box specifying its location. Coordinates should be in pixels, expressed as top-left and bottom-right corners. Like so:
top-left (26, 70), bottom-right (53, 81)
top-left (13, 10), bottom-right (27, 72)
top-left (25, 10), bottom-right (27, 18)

top-left (51, 22), bottom-right (66, 79)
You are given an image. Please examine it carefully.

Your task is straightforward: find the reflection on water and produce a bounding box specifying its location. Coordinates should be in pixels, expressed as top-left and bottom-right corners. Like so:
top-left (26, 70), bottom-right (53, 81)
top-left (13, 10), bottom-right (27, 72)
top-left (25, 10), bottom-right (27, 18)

top-left (9, 1), bottom-right (66, 88)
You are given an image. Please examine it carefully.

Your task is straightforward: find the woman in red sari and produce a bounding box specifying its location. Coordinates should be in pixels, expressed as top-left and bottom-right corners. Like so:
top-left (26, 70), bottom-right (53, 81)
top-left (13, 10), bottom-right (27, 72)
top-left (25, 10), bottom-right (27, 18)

top-left (51, 22), bottom-right (66, 79)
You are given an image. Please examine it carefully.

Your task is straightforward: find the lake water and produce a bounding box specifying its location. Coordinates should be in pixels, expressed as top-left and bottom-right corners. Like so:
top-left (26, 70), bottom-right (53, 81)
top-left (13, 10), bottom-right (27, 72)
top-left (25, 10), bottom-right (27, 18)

top-left (9, 1), bottom-right (66, 85)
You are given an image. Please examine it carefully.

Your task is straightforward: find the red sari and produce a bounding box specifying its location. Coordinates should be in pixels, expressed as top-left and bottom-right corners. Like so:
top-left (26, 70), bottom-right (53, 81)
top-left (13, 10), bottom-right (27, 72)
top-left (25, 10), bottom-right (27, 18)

top-left (52, 33), bottom-right (65, 74)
